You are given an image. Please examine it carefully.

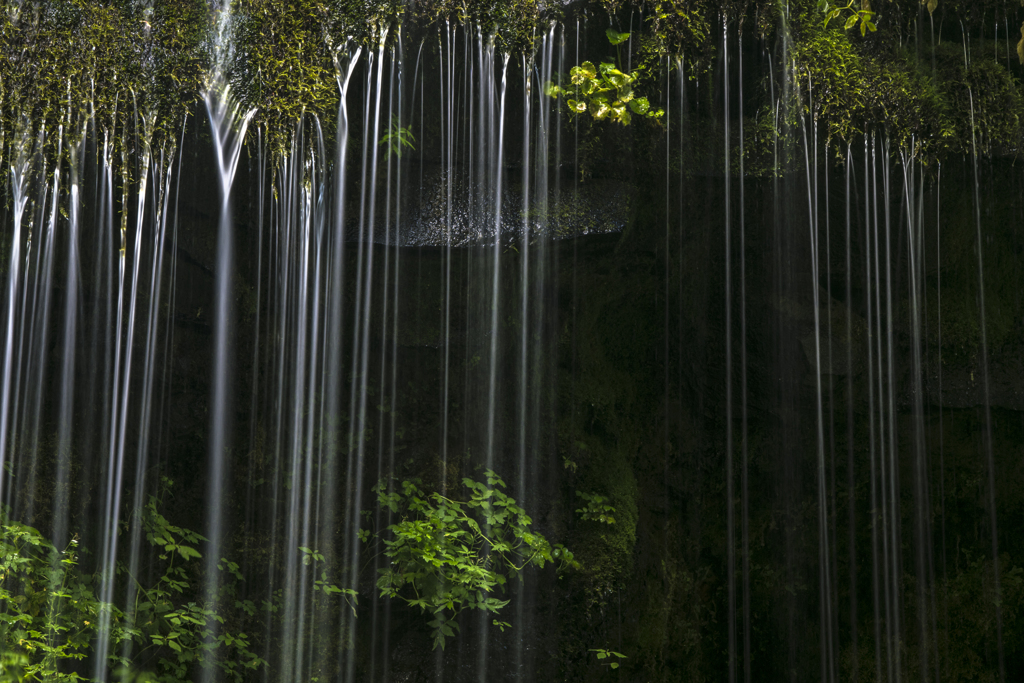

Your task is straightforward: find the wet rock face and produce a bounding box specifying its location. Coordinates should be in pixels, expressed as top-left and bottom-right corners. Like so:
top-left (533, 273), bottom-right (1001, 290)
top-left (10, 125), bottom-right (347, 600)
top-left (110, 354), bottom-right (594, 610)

top-left (922, 346), bottom-right (1024, 412)
top-left (377, 164), bottom-right (632, 247)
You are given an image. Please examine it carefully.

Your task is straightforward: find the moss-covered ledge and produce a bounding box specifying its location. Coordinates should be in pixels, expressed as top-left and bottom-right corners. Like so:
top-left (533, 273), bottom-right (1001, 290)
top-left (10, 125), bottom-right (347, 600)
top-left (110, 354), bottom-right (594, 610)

top-left (0, 0), bottom-right (208, 172)
top-left (786, 0), bottom-right (1023, 161)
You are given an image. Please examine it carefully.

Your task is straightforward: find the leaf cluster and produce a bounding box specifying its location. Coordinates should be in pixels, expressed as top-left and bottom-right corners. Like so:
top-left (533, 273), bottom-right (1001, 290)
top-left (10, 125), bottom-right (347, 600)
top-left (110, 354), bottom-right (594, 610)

top-left (0, 494), bottom-right (267, 682)
top-left (110, 498), bottom-right (267, 683)
top-left (575, 491), bottom-right (617, 525)
top-left (378, 115), bottom-right (416, 158)
top-left (369, 470), bottom-right (577, 650)
top-left (589, 647), bottom-right (627, 669)
top-left (0, 509), bottom-right (98, 681)
top-left (298, 547), bottom-right (358, 616)
top-left (646, 0), bottom-right (711, 56)
top-left (788, 4), bottom-right (1024, 162)
top-left (544, 30), bottom-right (664, 127)
top-left (818, 0), bottom-right (877, 37)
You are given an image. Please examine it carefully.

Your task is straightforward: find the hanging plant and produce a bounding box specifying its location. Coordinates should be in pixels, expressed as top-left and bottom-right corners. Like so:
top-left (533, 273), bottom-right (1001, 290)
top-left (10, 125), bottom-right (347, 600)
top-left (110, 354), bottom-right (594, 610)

top-left (544, 30), bottom-right (664, 126)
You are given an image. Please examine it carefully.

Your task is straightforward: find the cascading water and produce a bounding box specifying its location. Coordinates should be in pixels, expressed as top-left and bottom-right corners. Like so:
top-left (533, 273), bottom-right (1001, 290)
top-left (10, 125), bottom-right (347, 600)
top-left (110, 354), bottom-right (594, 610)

top-left (1, 2), bottom-right (1024, 682)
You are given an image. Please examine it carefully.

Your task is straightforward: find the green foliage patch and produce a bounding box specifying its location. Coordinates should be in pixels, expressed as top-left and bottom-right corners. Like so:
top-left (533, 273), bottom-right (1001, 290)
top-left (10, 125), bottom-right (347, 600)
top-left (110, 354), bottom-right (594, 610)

top-left (0, 0), bottom-right (207, 171)
top-left (545, 56), bottom-right (664, 126)
top-left (0, 495), bottom-right (265, 682)
top-left (368, 470), bottom-right (577, 649)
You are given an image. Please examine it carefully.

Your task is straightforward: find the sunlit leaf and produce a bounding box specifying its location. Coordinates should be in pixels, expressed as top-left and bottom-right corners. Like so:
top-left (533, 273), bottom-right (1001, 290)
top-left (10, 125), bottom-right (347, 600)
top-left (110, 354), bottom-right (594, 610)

top-left (605, 28), bottom-right (630, 45)
top-left (1017, 22), bottom-right (1024, 65)
top-left (629, 97), bottom-right (650, 115)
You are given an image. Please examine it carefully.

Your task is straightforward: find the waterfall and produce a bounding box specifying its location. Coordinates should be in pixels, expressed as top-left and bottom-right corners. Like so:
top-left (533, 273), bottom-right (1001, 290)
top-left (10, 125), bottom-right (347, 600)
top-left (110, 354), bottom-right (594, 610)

top-left (1, 3), bottom-right (1023, 682)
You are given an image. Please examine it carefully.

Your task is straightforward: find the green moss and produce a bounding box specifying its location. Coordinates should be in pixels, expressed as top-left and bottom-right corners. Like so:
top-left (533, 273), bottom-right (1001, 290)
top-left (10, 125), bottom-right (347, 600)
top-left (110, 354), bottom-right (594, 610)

top-left (784, 0), bottom-right (1022, 160)
top-left (0, 0), bottom-right (207, 186)
top-left (2, 0), bottom-right (1020, 173)
top-left (609, 0), bottom-right (779, 82)
top-left (789, 17), bottom-right (941, 152)
top-left (230, 0), bottom-right (353, 158)
top-left (933, 42), bottom-right (1024, 156)
top-left (224, 0), bottom-right (550, 160)
top-left (0, 0), bottom-right (552, 171)
top-left (556, 245), bottom-right (663, 613)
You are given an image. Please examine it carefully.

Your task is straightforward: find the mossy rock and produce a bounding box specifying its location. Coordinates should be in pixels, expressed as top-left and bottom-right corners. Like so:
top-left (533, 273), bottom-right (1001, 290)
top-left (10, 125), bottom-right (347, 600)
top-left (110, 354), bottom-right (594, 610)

top-left (0, 0), bottom-right (207, 172)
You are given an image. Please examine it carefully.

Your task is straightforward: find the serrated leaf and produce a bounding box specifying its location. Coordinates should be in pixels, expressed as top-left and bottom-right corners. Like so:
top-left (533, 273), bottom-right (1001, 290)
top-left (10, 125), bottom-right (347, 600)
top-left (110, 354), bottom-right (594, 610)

top-left (176, 545), bottom-right (201, 560)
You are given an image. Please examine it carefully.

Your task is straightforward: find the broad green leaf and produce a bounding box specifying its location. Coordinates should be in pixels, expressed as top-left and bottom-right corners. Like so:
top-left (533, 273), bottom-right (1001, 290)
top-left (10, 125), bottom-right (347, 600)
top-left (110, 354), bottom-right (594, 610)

top-left (607, 73), bottom-right (629, 88)
top-left (605, 28), bottom-right (630, 45)
top-left (629, 97), bottom-right (650, 115)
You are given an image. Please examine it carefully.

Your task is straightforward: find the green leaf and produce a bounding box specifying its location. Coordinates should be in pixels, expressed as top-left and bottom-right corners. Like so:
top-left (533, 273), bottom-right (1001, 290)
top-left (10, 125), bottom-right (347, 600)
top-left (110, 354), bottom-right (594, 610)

top-left (629, 97), bottom-right (650, 115)
top-left (606, 73), bottom-right (630, 89)
top-left (176, 545), bottom-right (201, 560)
top-left (605, 28), bottom-right (630, 45)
